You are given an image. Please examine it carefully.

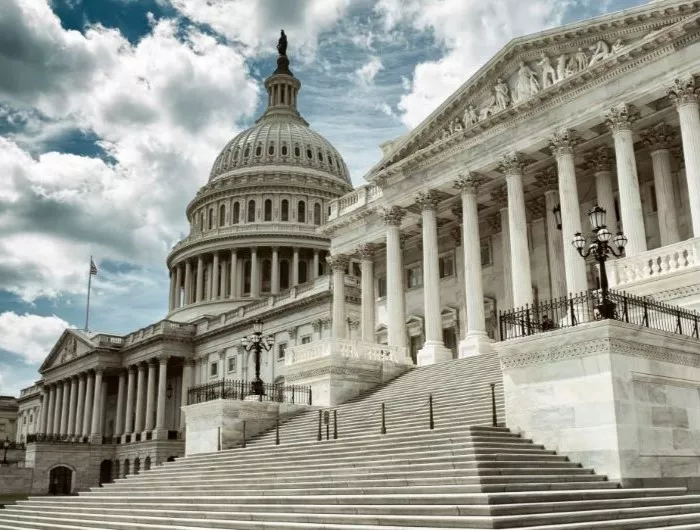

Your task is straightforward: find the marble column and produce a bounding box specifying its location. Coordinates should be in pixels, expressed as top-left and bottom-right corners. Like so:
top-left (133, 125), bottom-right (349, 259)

top-left (74, 375), bottom-right (86, 439)
top-left (123, 366), bottom-right (136, 440)
top-left (292, 247), bottom-right (300, 286)
top-left (500, 153), bottom-right (533, 307)
top-left (328, 254), bottom-right (350, 339)
top-left (98, 383), bottom-right (107, 437)
top-left (604, 104), bottom-right (647, 256)
top-left (642, 123), bottom-right (681, 246)
top-left (134, 363), bottom-right (146, 435)
top-left (82, 372), bottom-right (94, 438)
top-left (271, 247), bottom-right (280, 294)
top-left (229, 250), bottom-right (238, 298)
top-left (455, 174), bottom-right (494, 356)
top-left (357, 244), bottom-right (375, 342)
top-left (115, 371), bottom-right (126, 438)
top-left (380, 207), bottom-right (408, 352)
top-left (206, 262), bottom-right (213, 300)
top-left (169, 270), bottom-right (175, 311)
top-left (544, 190), bottom-right (567, 299)
top-left (668, 76), bottom-right (700, 237)
top-left (59, 379), bottom-right (70, 436)
top-left (184, 260), bottom-right (192, 305)
top-left (195, 257), bottom-right (204, 303)
top-left (220, 259), bottom-right (228, 299)
top-left (250, 247), bottom-right (260, 297)
top-left (174, 265), bottom-right (183, 309)
top-left (415, 190), bottom-right (453, 365)
top-left (45, 386), bottom-right (55, 435)
top-left (90, 369), bottom-right (103, 439)
top-left (499, 208), bottom-right (513, 309)
top-left (155, 356), bottom-right (168, 437)
top-left (587, 147), bottom-right (620, 233)
top-left (144, 360), bottom-right (157, 432)
top-left (39, 388), bottom-right (49, 434)
top-left (180, 360), bottom-right (194, 431)
top-left (313, 250), bottom-right (320, 279)
top-left (52, 382), bottom-right (63, 436)
top-left (550, 129), bottom-right (588, 295)
top-left (67, 377), bottom-right (78, 437)
top-left (212, 252), bottom-right (220, 300)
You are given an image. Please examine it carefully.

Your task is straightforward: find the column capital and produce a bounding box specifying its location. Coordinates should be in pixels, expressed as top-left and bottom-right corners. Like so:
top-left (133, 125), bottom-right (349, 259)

top-left (93, 368), bottom-right (104, 377)
top-left (326, 253), bottom-right (350, 271)
top-left (667, 75), bottom-right (700, 108)
top-left (415, 190), bottom-right (440, 211)
top-left (454, 172), bottom-right (486, 194)
top-left (549, 129), bottom-right (579, 157)
top-left (355, 243), bottom-right (376, 261)
top-left (498, 152), bottom-right (526, 176)
top-left (641, 122), bottom-right (675, 151)
top-left (271, 246), bottom-right (279, 252)
top-left (604, 103), bottom-right (640, 133)
top-left (379, 206), bottom-right (406, 226)
top-left (534, 166), bottom-right (558, 191)
top-left (584, 146), bottom-right (615, 172)
top-left (157, 355), bottom-right (170, 364)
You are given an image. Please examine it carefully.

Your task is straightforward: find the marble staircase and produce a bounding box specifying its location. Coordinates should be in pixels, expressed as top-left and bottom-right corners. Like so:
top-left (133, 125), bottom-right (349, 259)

top-left (3, 355), bottom-right (700, 529)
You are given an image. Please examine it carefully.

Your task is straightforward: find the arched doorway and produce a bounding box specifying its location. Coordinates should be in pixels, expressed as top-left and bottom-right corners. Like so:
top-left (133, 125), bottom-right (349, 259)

top-left (49, 466), bottom-right (72, 495)
top-left (134, 457), bottom-right (141, 475)
top-left (99, 460), bottom-right (112, 486)
top-left (123, 459), bottom-right (130, 477)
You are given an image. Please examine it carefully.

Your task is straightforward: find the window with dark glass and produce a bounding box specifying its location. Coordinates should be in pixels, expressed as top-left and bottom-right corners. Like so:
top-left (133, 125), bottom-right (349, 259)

top-left (280, 260), bottom-right (290, 290)
top-left (208, 208), bottom-right (214, 230)
top-left (313, 203), bottom-right (321, 225)
top-left (377, 276), bottom-right (387, 298)
top-left (282, 144), bottom-right (288, 156)
top-left (232, 202), bottom-right (240, 224)
top-left (299, 261), bottom-right (308, 284)
top-left (219, 204), bottom-right (225, 227)
top-left (264, 199), bottom-right (272, 221)
top-left (439, 255), bottom-right (454, 278)
top-left (297, 201), bottom-right (306, 223)
top-left (247, 200), bottom-right (255, 222)
top-left (405, 265), bottom-right (422, 289)
top-left (281, 199), bottom-right (289, 221)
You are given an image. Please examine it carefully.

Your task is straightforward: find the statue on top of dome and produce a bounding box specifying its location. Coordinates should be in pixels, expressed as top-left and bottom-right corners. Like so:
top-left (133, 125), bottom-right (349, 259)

top-left (277, 30), bottom-right (288, 56)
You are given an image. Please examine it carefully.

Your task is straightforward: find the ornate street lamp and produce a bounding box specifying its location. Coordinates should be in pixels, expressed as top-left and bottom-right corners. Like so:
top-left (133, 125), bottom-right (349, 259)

top-left (2, 438), bottom-right (9, 465)
top-left (241, 319), bottom-right (274, 396)
top-left (572, 203), bottom-right (628, 319)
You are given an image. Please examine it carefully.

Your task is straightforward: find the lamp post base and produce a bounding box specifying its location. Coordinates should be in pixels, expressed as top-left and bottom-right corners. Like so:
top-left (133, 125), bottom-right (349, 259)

top-left (250, 379), bottom-right (265, 396)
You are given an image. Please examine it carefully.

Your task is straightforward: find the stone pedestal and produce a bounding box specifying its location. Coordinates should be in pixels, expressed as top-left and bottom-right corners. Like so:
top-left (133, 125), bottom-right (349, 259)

top-left (417, 342), bottom-right (454, 366)
top-left (459, 333), bottom-right (495, 358)
top-left (498, 320), bottom-right (700, 489)
top-left (181, 399), bottom-right (310, 456)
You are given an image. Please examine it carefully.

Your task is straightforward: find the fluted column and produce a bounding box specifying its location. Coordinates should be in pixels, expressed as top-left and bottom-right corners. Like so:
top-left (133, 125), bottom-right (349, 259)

top-left (90, 369), bottom-right (103, 439)
top-left (123, 366), bottom-right (136, 440)
top-left (174, 265), bottom-right (183, 309)
top-left (271, 247), bottom-right (280, 294)
top-left (499, 208), bottom-right (513, 309)
top-left (586, 147), bottom-right (620, 233)
top-left (604, 104), bottom-right (647, 256)
top-left (169, 270), bottom-right (175, 311)
top-left (45, 385), bottom-right (56, 435)
top-left (250, 247), bottom-right (260, 297)
top-left (642, 123), bottom-right (681, 246)
top-left (668, 76), bottom-right (700, 236)
top-left (313, 250), bottom-right (320, 279)
top-left (292, 247), bottom-right (300, 286)
top-left (220, 258), bottom-right (228, 299)
top-left (67, 377), bottom-right (78, 437)
top-left (195, 257), bottom-right (204, 303)
top-left (134, 363), bottom-right (146, 434)
top-left (180, 360), bottom-right (194, 431)
top-left (357, 244), bottom-right (375, 341)
top-left (39, 388), bottom-right (49, 434)
top-left (155, 356), bottom-right (169, 437)
top-left (115, 371), bottom-right (126, 438)
top-left (328, 254), bottom-right (350, 339)
top-left (59, 379), bottom-right (71, 436)
top-left (500, 153), bottom-right (533, 307)
top-left (229, 250), bottom-right (238, 298)
top-left (184, 260), bottom-right (192, 305)
top-left (144, 360), bottom-right (157, 433)
top-left (550, 129), bottom-right (588, 295)
top-left (82, 372), bottom-right (94, 437)
top-left (206, 261), bottom-right (213, 300)
top-left (544, 190), bottom-right (567, 299)
top-left (380, 207), bottom-right (408, 352)
top-left (74, 375), bottom-right (85, 439)
top-left (212, 252), bottom-right (220, 300)
top-left (52, 382), bottom-right (63, 435)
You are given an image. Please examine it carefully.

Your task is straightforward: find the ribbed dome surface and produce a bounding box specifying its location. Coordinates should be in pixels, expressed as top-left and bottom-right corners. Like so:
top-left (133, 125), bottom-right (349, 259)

top-left (209, 117), bottom-right (351, 184)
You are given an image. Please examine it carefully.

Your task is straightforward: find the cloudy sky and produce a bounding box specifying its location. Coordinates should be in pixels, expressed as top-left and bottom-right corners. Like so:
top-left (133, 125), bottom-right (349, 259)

top-left (0, 0), bottom-right (649, 395)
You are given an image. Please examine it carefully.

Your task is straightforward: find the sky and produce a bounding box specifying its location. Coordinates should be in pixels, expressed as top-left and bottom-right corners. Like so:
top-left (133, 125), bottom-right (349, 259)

top-left (0, 0), bottom-right (650, 396)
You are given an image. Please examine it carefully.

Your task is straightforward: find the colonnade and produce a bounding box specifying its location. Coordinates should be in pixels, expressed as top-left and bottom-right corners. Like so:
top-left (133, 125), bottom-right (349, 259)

top-left (168, 247), bottom-right (326, 311)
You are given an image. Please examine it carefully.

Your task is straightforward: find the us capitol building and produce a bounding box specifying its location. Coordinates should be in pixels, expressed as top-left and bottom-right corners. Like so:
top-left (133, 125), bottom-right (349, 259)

top-left (11, 0), bottom-right (700, 497)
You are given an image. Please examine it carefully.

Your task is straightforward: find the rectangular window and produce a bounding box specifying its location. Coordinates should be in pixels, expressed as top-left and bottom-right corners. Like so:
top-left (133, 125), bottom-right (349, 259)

top-left (301, 336), bottom-right (311, 345)
top-left (649, 184), bottom-right (658, 213)
top-left (278, 342), bottom-right (287, 360)
top-left (439, 255), bottom-right (454, 278)
top-left (352, 262), bottom-right (362, 277)
top-left (227, 357), bottom-right (236, 373)
top-left (377, 276), bottom-right (387, 298)
top-left (210, 361), bottom-right (218, 377)
top-left (480, 239), bottom-right (492, 267)
top-left (405, 265), bottom-right (422, 289)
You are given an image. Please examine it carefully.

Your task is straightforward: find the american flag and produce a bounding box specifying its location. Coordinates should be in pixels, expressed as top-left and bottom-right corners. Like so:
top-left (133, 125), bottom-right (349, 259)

top-left (89, 258), bottom-right (98, 276)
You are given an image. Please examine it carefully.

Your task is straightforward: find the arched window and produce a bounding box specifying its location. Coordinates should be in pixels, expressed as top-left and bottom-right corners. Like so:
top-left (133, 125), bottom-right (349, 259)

top-left (264, 199), bottom-right (272, 221)
top-left (299, 261), bottom-right (308, 284)
top-left (268, 143), bottom-right (274, 155)
top-left (262, 259), bottom-right (272, 292)
top-left (297, 201), bottom-right (306, 223)
top-left (280, 260), bottom-right (290, 290)
top-left (313, 203), bottom-right (321, 225)
top-left (294, 145), bottom-right (301, 157)
top-left (282, 144), bottom-right (288, 156)
top-left (144, 457), bottom-right (151, 471)
top-left (123, 459), bottom-right (130, 477)
top-left (219, 204), bottom-right (225, 227)
top-left (233, 148), bottom-right (239, 162)
top-left (318, 150), bottom-right (324, 162)
top-left (199, 212), bottom-right (204, 231)
top-left (247, 200), bottom-right (256, 223)
top-left (281, 199), bottom-right (289, 222)
top-left (232, 202), bottom-right (240, 224)
top-left (244, 146), bottom-right (250, 158)
top-left (255, 144), bottom-right (262, 157)
top-left (134, 458), bottom-right (141, 475)
top-left (243, 261), bottom-right (252, 295)
top-left (306, 148), bottom-right (313, 159)
top-left (208, 208), bottom-right (214, 230)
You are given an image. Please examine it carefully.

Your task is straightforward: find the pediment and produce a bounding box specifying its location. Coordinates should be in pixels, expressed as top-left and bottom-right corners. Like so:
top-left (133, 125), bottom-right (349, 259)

top-left (371, 2), bottom-right (700, 177)
top-left (40, 329), bottom-right (95, 373)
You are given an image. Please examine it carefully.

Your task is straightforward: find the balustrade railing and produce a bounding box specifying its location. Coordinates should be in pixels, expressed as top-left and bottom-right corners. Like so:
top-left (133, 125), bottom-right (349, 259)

top-left (500, 289), bottom-right (700, 340)
top-left (286, 339), bottom-right (407, 366)
top-left (187, 379), bottom-right (312, 406)
top-left (26, 434), bottom-right (89, 444)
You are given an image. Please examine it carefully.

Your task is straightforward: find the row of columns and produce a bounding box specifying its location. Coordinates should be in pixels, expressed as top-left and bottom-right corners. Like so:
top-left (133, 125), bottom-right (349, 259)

top-left (169, 247), bottom-right (323, 310)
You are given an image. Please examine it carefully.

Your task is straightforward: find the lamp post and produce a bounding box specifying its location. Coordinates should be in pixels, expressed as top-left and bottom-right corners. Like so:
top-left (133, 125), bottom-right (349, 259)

top-left (572, 203), bottom-right (628, 319)
top-left (241, 319), bottom-right (274, 396)
top-left (2, 438), bottom-right (9, 465)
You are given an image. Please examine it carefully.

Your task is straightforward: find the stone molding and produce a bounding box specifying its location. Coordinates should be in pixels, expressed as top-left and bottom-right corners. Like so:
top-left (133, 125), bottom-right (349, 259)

top-left (604, 103), bottom-right (640, 133)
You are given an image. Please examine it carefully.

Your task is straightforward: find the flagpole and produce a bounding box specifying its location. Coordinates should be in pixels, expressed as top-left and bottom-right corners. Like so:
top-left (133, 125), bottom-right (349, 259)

top-left (85, 256), bottom-right (93, 331)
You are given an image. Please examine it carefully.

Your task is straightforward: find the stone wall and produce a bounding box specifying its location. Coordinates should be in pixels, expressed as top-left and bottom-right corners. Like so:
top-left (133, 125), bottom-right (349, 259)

top-left (0, 467), bottom-right (33, 496)
top-left (498, 320), bottom-right (700, 489)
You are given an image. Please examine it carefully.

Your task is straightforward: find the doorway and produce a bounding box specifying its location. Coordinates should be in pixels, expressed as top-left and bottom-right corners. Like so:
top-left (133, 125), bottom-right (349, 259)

top-left (49, 466), bottom-right (72, 495)
top-left (99, 460), bottom-right (113, 486)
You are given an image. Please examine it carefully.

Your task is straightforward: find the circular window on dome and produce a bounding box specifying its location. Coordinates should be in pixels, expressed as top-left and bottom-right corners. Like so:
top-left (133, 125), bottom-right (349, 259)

top-left (294, 146), bottom-right (300, 157)
top-left (268, 144), bottom-right (274, 155)
top-left (256, 145), bottom-right (262, 157)
top-left (306, 148), bottom-right (313, 159)
top-left (282, 145), bottom-right (288, 156)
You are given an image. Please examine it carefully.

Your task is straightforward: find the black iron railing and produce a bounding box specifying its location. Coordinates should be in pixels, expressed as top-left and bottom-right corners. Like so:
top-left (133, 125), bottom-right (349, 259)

top-left (26, 434), bottom-right (89, 444)
top-left (187, 379), bottom-right (312, 406)
top-left (500, 289), bottom-right (700, 340)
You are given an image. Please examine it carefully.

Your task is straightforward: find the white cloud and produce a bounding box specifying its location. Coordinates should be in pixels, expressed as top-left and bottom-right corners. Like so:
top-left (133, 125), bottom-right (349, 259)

top-left (375, 0), bottom-right (571, 127)
top-left (355, 55), bottom-right (384, 87)
top-left (0, 312), bottom-right (71, 365)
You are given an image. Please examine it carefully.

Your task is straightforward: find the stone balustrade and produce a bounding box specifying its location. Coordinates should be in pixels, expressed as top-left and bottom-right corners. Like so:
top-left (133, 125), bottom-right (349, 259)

top-left (172, 223), bottom-right (320, 252)
top-left (328, 184), bottom-right (383, 221)
top-left (286, 338), bottom-right (408, 366)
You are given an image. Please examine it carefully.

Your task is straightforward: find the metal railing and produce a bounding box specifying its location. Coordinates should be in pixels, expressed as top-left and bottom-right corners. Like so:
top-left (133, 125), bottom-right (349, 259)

top-left (499, 289), bottom-right (700, 340)
top-left (188, 379), bottom-right (312, 405)
top-left (26, 434), bottom-right (89, 444)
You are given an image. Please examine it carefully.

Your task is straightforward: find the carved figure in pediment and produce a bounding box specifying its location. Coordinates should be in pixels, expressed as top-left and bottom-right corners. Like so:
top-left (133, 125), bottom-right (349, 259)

top-left (588, 40), bottom-right (610, 66)
top-left (479, 94), bottom-right (497, 121)
top-left (574, 47), bottom-right (588, 72)
top-left (556, 54), bottom-right (569, 82)
top-left (515, 61), bottom-right (539, 102)
top-left (611, 39), bottom-right (625, 54)
top-left (538, 53), bottom-right (556, 89)
top-left (464, 104), bottom-right (479, 126)
top-left (450, 118), bottom-right (463, 134)
top-left (494, 78), bottom-right (510, 111)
